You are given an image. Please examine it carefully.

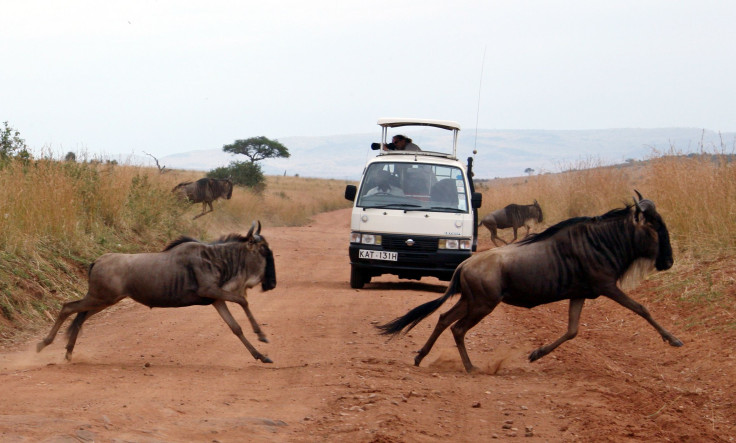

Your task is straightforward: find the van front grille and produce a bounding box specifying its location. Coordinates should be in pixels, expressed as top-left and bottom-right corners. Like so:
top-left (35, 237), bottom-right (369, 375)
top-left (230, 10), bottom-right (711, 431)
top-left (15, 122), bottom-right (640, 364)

top-left (381, 235), bottom-right (438, 252)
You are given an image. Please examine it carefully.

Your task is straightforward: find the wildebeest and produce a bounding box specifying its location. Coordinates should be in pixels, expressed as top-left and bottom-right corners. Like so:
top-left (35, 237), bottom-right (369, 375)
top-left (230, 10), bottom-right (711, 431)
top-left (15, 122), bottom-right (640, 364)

top-left (378, 192), bottom-right (682, 373)
top-left (480, 200), bottom-right (543, 246)
top-left (172, 177), bottom-right (234, 219)
top-left (37, 221), bottom-right (277, 363)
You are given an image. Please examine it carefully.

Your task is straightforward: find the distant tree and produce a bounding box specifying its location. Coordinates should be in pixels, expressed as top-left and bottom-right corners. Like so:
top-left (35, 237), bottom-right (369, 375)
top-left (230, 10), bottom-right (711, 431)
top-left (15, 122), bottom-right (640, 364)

top-left (0, 121), bottom-right (30, 164)
top-left (215, 136), bottom-right (290, 190)
top-left (223, 136), bottom-right (290, 163)
top-left (65, 151), bottom-right (77, 162)
top-left (143, 151), bottom-right (167, 173)
top-left (524, 167), bottom-right (535, 176)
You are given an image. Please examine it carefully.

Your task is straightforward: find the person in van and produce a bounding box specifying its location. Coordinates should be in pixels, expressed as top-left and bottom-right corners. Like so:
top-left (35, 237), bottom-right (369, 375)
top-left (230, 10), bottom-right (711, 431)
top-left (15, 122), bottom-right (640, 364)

top-left (384, 135), bottom-right (421, 151)
top-left (366, 169), bottom-right (404, 196)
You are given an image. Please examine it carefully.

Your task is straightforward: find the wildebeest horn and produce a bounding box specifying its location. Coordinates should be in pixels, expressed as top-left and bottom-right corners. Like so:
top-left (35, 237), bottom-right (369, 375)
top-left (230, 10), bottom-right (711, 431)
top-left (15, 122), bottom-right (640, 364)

top-left (634, 189), bottom-right (643, 201)
top-left (247, 221), bottom-right (257, 238)
top-left (255, 221), bottom-right (262, 240)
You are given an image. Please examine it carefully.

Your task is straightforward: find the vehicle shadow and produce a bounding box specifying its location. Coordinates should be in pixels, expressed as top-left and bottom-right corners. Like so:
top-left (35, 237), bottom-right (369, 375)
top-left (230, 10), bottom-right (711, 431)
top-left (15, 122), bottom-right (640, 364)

top-left (359, 280), bottom-right (447, 293)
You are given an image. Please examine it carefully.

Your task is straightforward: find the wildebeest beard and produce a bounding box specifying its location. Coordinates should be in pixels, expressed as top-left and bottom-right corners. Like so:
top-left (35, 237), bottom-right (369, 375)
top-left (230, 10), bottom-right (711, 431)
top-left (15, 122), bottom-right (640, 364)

top-left (262, 247), bottom-right (277, 291)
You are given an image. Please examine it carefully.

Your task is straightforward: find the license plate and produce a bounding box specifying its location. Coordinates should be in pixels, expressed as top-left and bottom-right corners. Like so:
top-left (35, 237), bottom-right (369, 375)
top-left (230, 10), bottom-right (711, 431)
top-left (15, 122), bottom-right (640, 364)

top-left (359, 249), bottom-right (398, 261)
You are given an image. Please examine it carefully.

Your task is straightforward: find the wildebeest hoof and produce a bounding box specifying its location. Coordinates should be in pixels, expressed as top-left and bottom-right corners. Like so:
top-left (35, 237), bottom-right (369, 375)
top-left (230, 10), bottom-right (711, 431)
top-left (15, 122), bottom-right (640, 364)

top-left (258, 335), bottom-right (269, 343)
top-left (36, 341), bottom-right (46, 353)
top-left (667, 336), bottom-right (684, 347)
top-left (261, 356), bottom-right (273, 363)
top-left (528, 350), bottom-right (543, 362)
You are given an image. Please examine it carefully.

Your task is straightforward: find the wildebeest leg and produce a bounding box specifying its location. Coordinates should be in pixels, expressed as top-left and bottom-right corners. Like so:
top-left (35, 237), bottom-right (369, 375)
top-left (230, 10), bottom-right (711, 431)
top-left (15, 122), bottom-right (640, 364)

top-left (523, 223), bottom-right (532, 238)
top-left (231, 297), bottom-right (268, 343)
top-left (241, 302), bottom-right (268, 343)
top-left (529, 298), bottom-right (585, 362)
top-left (64, 308), bottom-right (102, 361)
top-left (450, 303), bottom-right (497, 372)
top-left (212, 300), bottom-right (273, 363)
top-left (37, 297), bottom-right (109, 355)
top-left (193, 202), bottom-right (210, 219)
top-left (414, 299), bottom-right (467, 367)
top-left (489, 227), bottom-right (508, 247)
top-left (204, 290), bottom-right (268, 342)
top-left (604, 286), bottom-right (683, 347)
top-left (511, 227), bottom-right (519, 243)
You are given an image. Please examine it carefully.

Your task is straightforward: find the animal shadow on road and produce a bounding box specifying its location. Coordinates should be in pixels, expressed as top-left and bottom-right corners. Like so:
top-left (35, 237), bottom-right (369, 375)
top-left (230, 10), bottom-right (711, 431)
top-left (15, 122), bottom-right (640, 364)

top-left (426, 346), bottom-right (533, 375)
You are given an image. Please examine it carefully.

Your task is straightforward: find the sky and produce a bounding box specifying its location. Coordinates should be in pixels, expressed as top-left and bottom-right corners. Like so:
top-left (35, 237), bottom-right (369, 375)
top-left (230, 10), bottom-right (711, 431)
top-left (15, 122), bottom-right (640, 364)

top-left (1, 0), bottom-right (734, 161)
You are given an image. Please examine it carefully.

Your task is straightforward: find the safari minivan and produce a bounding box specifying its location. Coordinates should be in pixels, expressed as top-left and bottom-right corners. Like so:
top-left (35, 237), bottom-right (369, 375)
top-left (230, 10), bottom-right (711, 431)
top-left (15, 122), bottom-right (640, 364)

top-left (344, 118), bottom-right (482, 288)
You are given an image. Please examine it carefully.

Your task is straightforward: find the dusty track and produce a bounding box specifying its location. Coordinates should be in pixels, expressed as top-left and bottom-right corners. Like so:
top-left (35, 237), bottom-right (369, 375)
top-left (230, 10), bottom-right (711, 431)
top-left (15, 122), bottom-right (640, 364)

top-left (1, 208), bottom-right (734, 442)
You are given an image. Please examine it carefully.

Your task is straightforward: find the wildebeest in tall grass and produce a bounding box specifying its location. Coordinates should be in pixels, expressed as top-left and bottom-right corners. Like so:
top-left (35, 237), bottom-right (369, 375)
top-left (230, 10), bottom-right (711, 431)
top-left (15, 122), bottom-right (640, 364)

top-left (37, 221), bottom-right (277, 364)
top-left (480, 200), bottom-right (543, 246)
top-left (378, 192), bottom-right (682, 373)
top-left (172, 177), bottom-right (234, 219)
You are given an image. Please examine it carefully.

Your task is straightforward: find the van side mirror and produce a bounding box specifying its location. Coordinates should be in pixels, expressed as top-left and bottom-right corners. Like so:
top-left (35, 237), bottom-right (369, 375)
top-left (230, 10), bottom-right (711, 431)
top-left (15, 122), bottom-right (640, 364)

top-left (371, 142), bottom-right (381, 150)
top-left (345, 185), bottom-right (357, 201)
top-left (471, 192), bottom-right (482, 209)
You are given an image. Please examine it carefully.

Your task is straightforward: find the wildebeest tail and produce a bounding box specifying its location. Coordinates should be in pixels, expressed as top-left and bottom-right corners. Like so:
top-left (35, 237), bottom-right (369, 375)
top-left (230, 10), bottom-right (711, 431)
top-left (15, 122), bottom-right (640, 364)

top-left (377, 266), bottom-right (463, 336)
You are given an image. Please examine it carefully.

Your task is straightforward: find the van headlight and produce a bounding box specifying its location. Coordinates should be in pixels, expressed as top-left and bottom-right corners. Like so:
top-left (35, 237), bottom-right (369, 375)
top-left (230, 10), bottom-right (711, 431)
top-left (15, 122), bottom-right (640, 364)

top-left (439, 238), bottom-right (472, 250)
top-left (351, 232), bottom-right (382, 245)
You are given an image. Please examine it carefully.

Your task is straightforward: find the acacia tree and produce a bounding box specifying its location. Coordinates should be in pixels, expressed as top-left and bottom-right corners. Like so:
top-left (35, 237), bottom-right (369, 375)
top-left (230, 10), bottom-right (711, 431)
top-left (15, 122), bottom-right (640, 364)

top-left (223, 136), bottom-right (290, 163)
top-left (213, 136), bottom-right (290, 189)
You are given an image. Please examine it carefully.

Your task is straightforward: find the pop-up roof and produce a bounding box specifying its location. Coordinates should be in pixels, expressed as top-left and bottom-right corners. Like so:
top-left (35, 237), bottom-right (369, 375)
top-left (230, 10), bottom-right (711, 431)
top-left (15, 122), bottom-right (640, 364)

top-left (377, 118), bottom-right (461, 131)
top-left (377, 118), bottom-right (461, 158)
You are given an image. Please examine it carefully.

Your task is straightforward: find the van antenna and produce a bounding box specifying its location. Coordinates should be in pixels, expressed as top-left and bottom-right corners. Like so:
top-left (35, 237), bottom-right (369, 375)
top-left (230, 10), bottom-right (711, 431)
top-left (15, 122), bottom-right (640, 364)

top-left (473, 46), bottom-right (486, 157)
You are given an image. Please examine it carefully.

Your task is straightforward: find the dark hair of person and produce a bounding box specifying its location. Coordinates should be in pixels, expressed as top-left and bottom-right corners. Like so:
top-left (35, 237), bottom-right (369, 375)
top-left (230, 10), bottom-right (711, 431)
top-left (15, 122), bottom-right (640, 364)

top-left (393, 134), bottom-right (413, 143)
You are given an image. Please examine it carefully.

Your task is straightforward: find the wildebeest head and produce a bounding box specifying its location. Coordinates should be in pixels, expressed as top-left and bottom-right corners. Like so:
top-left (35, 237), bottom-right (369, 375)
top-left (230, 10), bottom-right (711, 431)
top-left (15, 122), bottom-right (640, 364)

top-left (533, 199), bottom-right (543, 223)
top-left (246, 221), bottom-right (276, 291)
top-left (633, 190), bottom-right (673, 271)
top-left (223, 179), bottom-right (234, 200)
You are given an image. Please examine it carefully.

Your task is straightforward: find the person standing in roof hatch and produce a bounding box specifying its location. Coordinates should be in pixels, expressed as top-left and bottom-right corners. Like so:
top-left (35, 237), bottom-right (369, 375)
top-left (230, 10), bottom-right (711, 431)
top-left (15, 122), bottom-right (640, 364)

top-left (390, 134), bottom-right (421, 151)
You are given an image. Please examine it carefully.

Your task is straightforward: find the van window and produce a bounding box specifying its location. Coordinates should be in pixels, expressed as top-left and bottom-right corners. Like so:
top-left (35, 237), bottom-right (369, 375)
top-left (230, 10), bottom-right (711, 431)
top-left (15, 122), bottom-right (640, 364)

top-left (357, 162), bottom-right (468, 212)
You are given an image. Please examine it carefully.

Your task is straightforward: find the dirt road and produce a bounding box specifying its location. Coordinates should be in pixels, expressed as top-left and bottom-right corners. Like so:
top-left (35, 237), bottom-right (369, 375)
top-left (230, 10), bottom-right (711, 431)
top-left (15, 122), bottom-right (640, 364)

top-left (1, 208), bottom-right (734, 442)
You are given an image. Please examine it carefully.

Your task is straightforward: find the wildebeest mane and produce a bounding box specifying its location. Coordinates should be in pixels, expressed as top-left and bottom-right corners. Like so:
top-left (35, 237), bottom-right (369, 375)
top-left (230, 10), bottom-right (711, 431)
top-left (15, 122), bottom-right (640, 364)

top-left (163, 236), bottom-right (200, 251)
top-left (518, 205), bottom-right (633, 246)
top-left (212, 233), bottom-right (250, 244)
top-left (505, 203), bottom-right (540, 226)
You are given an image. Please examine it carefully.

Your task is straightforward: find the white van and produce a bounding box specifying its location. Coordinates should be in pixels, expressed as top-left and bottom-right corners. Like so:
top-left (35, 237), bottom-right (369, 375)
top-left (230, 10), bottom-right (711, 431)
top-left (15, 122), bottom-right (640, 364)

top-left (344, 118), bottom-right (482, 288)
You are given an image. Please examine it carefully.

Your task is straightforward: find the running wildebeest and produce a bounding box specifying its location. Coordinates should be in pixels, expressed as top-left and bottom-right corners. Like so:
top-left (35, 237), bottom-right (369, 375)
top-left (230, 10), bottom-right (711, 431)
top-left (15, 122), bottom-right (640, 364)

top-left (378, 192), bottom-right (682, 373)
top-left (172, 177), bottom-right (234, 219)
top-left (480, 200), bottom-right (543, 246)
top-left (37, 221), bottom-right (277, 363)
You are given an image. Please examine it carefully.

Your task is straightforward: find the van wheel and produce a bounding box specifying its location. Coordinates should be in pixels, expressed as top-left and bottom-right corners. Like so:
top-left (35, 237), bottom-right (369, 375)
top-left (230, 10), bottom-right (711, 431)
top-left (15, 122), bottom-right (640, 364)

top-left (350, 266), bottom-right (369, 289)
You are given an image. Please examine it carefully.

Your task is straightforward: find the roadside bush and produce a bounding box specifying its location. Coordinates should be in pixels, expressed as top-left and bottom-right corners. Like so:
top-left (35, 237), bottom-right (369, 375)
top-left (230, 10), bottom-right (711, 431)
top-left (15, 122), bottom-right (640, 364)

top-left (208, 161), bottom-right (265, 191)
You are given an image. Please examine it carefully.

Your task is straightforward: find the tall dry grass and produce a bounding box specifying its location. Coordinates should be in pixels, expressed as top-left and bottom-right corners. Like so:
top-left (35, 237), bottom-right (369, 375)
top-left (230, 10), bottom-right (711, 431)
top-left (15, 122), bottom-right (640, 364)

top-left (643, 152), bottom-right (736, 258)
top-left (0, 160), bottom-right (187, 255)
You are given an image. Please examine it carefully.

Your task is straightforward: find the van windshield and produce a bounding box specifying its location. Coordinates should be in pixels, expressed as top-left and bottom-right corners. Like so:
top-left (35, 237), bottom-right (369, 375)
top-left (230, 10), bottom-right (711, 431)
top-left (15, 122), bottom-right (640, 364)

top-left (356, 162), bottom-right (468, 212)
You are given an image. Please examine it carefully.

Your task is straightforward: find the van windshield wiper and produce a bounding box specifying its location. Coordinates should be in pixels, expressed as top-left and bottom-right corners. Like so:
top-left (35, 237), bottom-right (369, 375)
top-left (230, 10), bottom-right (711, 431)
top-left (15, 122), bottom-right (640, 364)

top-left (429, 206), bottom-right (465, 213)
top-left (365, 203), bottom-right (423, 210)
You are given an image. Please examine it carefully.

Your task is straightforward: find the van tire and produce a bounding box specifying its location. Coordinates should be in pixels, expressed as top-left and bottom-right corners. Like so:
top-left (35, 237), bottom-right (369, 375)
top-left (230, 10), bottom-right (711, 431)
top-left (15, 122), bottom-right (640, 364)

top-left (350, 265), bottom-right (369, 289)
